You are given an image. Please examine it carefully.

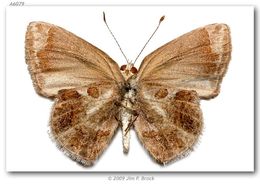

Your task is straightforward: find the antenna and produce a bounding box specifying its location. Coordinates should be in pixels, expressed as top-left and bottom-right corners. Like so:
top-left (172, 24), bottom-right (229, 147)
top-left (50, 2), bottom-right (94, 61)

top-left (133, 15), bottom-right (165, 65)
top-left (103, 12), bottom-right (129, 64)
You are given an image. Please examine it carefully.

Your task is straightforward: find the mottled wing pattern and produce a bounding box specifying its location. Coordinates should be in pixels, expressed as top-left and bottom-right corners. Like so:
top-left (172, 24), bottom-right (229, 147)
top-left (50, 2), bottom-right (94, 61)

top-left (137, 24), bottom-right (231, 99)
top-left (50, 84), bottom-right (120, 166)
top-left (25, 21), bottom-right (231, 166)
top-left (25, 21), bottom-right (124, 98)
top-left (25, 22), bottom-right (125, 165)
top-left (134, 23), bottom-right (231, 164)
top-left (135, 90), bottom-right (203, 164)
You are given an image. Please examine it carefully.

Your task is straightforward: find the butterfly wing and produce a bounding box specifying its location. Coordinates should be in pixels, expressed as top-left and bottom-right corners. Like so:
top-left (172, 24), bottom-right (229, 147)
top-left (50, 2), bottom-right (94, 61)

top-left (25, 22), bottom-right (124, 165)
top-left (25, 21), bottom-right (124, 98)
top-left (134, 23), bottom-right (231, 164)
top-left (135, 90), bottom-right (203, 164)
top-left (137, 23), bottom-right (231, 99)
top-left (51, 85), bottom-right (120, 166)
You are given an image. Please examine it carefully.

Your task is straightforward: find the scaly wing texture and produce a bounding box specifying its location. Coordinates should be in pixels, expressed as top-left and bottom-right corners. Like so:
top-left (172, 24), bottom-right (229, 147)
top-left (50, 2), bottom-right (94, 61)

top-left (134, 23), bottom-right (231, 164)
top-left (137, 23), bottom-right (231, 99)
top-left (135, 90), bottom-right (203, 164)
top-left (25, 21), bottom-right (124, 98)
top-left (50, 84), bottom-right (121, 166)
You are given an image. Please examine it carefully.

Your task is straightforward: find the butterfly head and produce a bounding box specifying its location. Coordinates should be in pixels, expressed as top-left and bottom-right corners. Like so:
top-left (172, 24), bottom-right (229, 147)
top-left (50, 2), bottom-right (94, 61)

top-left (120, 62), bottom-right (138, 80)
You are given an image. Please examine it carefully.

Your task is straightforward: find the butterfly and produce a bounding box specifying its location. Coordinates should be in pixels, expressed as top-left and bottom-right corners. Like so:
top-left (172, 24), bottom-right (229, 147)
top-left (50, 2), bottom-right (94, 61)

top-left (25, 14), bottom-right (231, 166)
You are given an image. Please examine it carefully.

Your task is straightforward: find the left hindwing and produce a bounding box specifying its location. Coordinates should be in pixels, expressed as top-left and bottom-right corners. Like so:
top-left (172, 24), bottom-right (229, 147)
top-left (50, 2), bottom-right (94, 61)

top-left (50, 84), bottom-right (120, 166)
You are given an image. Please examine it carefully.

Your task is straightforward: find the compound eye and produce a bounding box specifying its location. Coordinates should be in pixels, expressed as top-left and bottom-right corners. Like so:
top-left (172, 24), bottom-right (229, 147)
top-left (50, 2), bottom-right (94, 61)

top-left (130, 66), bottom-right (138, 74)
top-left (120, 65), bottom-right (127, 71)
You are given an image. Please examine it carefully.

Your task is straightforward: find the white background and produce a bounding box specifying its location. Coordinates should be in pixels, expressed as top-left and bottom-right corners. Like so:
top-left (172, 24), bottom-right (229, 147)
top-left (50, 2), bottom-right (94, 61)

top-left (0, 0), bottom-right (258, 185)
top-left (5, 6), bottom-right (254, 172)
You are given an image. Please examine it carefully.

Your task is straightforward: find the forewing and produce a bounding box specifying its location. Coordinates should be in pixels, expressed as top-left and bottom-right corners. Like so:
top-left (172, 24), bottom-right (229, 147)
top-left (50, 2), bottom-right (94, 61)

top-left (137, 23), bottom-right (231, 99)
top-left (50, 84), bottom-right (120, 166)
top-left (134, 90), bottom-right (203, 164)
top-left (25, 21), bottom-right (124, 98)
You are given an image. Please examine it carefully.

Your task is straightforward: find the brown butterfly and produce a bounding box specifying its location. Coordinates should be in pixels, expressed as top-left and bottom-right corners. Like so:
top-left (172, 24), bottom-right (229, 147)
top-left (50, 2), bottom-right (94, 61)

top-left (25, 13), bottom-right (231, 166)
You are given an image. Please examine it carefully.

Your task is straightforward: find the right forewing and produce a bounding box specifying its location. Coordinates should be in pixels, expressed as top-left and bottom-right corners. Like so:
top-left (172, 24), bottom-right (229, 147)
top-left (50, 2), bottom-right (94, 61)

top-left (137, 24), bottom-right (231, 99)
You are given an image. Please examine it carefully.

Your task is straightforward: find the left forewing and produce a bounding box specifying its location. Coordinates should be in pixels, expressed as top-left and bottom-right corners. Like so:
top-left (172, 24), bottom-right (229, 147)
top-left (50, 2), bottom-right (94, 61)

top-left (25, 21), bottom-right (124, 98)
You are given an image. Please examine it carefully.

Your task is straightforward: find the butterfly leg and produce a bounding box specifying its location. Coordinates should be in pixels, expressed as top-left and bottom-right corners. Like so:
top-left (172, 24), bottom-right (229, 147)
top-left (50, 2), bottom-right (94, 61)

top-left (114, 114), bottom-right (123, 127)
top-left (124, 113), bottom-right (138, 134)
top-left (114, 101), bottom-right (137, 129)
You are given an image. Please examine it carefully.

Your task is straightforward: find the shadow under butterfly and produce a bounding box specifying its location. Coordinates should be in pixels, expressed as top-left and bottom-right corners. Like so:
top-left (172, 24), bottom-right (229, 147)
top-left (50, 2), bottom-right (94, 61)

top-left (25, 12), bottom-right (232, 166)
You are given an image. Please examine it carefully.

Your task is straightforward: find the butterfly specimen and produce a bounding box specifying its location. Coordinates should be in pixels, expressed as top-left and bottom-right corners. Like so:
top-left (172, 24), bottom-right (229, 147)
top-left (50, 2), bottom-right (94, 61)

top-left (25, 13), bottom-right (231, 166)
